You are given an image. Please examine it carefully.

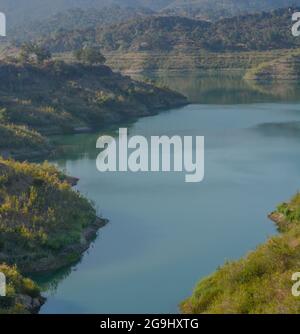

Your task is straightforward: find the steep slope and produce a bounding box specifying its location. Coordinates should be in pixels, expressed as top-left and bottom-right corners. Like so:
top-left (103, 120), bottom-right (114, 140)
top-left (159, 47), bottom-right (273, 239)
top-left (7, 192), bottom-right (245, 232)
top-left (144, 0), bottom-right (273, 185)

top-left (0, 60), bottom-right (186, 158)
top-left (0, 61), bottom-right (186, 133)
top-left (0, 158), bottom-right (105, 273)
top-left (0, 264), bottom-right (45, 314)
top-left (181, 193), bottom-right (300, 314)
top-left (0, 123), bottom-right (51, 160)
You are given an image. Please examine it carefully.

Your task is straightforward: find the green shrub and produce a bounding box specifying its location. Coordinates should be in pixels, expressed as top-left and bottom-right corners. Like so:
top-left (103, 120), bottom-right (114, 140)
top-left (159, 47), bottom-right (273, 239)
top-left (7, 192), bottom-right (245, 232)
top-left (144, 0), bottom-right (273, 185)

top-left (181, 194), bottom-right (300, 314)
top-left (0, 263), bottom-right (41, 314)
top-left (0, 158), bottom-right (96, 270)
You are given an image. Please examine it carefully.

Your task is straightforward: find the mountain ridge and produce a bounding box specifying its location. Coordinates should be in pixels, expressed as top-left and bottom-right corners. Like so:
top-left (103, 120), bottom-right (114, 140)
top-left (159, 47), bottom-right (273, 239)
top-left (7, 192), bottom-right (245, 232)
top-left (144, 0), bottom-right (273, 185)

top-left (35, 8), bottom-right (300, 53)
top-left (1, 0), bottom-right (300, 27)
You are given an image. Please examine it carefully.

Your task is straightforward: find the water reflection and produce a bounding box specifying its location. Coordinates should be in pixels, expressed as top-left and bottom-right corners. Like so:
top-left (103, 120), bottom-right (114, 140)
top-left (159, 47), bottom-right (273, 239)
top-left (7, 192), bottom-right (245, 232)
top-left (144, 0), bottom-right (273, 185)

top-left (255, 121), bottom-right (300, 138)
top-left (133, 71), bottom-right (300, 104)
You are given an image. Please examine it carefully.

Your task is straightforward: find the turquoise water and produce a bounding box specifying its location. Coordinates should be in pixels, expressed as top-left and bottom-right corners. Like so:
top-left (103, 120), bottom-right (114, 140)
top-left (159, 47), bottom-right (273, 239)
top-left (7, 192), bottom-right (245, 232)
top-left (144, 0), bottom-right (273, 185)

top-left (39, 74), bottom-right (300, 313)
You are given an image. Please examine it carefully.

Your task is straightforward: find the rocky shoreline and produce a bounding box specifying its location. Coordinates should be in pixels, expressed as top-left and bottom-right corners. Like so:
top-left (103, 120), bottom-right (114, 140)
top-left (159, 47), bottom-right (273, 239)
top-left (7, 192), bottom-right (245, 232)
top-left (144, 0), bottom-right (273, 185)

top-left (0, 216), bottom-right (108, 275)
top-left (24, 217), bottom-right (108, 274)
top-left (15, 294), bottom-right (46, 314)
top-left (0, 158), bottom-right (110, 314)
top-left (0, 215), bottom-right (108, 314)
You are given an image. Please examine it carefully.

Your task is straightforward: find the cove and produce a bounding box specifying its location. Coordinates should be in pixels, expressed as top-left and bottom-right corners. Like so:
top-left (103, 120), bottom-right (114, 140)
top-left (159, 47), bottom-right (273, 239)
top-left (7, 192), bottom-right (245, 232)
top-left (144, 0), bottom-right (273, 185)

top-left (37, 71), bottom-right (300, 314)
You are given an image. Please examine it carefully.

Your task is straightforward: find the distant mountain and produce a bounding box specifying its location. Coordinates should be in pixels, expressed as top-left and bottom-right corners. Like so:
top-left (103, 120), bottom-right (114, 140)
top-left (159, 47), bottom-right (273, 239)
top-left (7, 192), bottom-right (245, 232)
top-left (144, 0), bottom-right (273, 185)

top-left (162, 1), bottom-right (300, 20)
top-left (0, 0), bottom-right (151, 27)
top-left (38, 8), bottom-right (300, 53)
top-left (1, 0), bottom-right (300, 28)
top-left (10, 6), bottom-right (154, 42)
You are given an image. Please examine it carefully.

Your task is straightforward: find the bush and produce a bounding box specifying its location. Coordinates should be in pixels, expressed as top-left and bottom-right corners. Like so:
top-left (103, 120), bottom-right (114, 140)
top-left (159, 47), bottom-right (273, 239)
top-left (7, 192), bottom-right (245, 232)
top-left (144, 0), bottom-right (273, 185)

top-left (0, 158), bottom-right (96, 270)
top-left (181, 193), bottom-right (300, 314)
top-left (0, 264), bottom-right (41, 314)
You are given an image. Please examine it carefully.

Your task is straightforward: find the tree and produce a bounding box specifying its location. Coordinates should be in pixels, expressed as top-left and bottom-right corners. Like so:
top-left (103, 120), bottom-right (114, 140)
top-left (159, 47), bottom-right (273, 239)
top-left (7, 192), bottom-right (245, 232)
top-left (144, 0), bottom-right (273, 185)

top-left (74, 46), bottom-right (106, 65)
top-left (19, 43), bottom-right (52, 64)
top-left (34, 47), bottom-right (52, 64)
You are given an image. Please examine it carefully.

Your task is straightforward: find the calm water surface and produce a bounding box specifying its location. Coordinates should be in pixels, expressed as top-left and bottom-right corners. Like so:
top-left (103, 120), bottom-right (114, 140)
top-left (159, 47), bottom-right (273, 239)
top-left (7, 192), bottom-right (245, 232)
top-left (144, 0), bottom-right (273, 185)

top-left (39, 72), bottom-right (300, 313)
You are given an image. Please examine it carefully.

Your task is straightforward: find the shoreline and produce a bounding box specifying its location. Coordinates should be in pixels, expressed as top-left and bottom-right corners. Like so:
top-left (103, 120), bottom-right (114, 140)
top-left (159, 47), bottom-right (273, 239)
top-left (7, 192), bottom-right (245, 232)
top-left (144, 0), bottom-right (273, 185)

top-left (20, 216), bottom-right (108, 275)
top-left (181, 193), bottom-right (300, 314)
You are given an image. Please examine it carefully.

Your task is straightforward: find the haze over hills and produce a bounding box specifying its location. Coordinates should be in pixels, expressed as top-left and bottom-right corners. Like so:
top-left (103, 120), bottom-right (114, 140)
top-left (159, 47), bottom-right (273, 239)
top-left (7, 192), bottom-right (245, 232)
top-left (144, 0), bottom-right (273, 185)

top-left (10, 6), bottom-right (154, 41)
top-left (0, 0), bottom-right (132, 26)
top-left (1, 0), bottom-right (300, 27)
top-left (162, 0), bottom-right (300, 19)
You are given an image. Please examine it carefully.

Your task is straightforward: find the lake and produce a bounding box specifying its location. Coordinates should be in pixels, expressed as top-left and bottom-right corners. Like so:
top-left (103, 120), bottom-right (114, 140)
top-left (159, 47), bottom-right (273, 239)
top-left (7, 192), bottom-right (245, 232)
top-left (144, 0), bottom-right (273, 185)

top-left (38, 71), bottom-right (300, 313)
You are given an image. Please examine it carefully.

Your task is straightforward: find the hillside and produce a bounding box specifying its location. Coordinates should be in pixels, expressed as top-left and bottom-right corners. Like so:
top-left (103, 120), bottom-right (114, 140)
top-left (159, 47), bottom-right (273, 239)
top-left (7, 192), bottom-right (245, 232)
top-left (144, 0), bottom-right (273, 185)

top-left (1, 0), bottom-right (300, 27)
top-left (0, 157), bottom-right (109, 313)
top-left (245, 50), bottom-right (300, 81)
top-left (181, 193), bottom-right (300, 314)
top-left (0, 60), bottom-right (186, 158)
top-left (162, 0), bottom-right (300, 20)
top-left (0, 123), bottom-right (51, 160)
top-left (0, 158), bottom-right (106, 273)
top-left (38, 8), bottom-right (300, 54)
top-left (0, 264), bottom-right (45, 314)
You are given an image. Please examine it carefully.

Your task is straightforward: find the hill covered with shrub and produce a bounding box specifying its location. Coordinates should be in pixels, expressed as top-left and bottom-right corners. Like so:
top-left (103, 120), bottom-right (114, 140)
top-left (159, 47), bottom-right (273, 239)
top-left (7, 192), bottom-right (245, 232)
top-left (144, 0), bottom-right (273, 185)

top-left (0, 157), bottom-right (111, 313)
top-left (181, 193), bottom-right (300, 314)
top-left (245, 49), bottom-right (300, 81)
top-left (0, 158), bottom-right (105, 273)
top-left (0, 123), bottom-right (51, 160)
top-left (37, 8), bottom-right (300, 54)
top-left (0, 264), bottom-right (44, 314)
top-left (0, 59), bottom-right (186, 158)
top-left (161, 0), bottom-right (300, 20)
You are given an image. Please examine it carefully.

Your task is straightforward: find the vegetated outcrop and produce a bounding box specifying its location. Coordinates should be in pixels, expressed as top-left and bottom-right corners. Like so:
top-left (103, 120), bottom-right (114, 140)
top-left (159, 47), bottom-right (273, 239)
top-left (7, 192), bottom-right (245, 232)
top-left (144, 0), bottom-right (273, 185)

top-left (0, 263), bottom-right (45, 314)
top-left (181, 193), bottom-right (300, 314)
top-left (0, 158), bottom-right (107, 274)
top-left (0, 123), bottom-right (52, 160)
top-left (0, 60), bottom-right (187, 158)
top-left (0, 145), bottom-right (109, 314)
